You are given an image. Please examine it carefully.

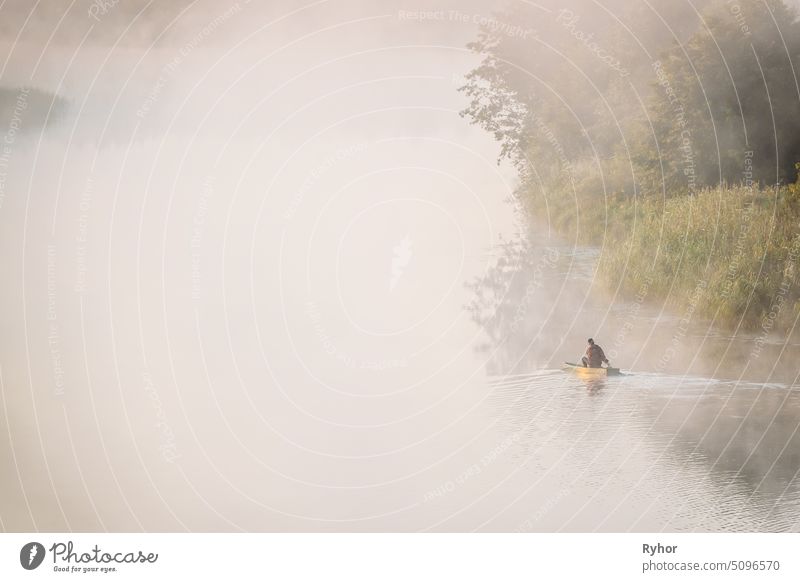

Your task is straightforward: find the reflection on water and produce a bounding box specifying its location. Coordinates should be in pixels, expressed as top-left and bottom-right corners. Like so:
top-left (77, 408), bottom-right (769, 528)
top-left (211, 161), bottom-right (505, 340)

top-left (468, 233), bottom-right (800, 385)
top-left (486, 371), bottom-right (800, 531)
top-left (469, 234), bottom-right (800, 531)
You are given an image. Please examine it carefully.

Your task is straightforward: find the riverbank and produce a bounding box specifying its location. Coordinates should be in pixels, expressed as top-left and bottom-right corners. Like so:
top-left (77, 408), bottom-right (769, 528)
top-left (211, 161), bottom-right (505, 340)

top-left (524, 175), bottom-right (800, 334)
top-left (456, 0), bottom-right (800, 336)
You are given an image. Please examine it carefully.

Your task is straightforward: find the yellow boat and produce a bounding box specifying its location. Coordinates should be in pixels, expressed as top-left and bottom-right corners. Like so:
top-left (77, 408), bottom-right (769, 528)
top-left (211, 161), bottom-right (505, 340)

top-left (562, 362), bottom-right (621, 378)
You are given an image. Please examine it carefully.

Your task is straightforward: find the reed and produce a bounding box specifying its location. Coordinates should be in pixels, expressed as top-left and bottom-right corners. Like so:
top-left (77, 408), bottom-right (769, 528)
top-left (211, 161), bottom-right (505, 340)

top-left (525, 170), bottom-right (800, 332)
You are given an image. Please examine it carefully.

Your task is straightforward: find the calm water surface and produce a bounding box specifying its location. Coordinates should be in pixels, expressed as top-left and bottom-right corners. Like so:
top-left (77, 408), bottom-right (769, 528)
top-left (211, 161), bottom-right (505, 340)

top-left (483, 370), bottom-right (800, 531)
top-left (460, 233), bottom-right (800, 532)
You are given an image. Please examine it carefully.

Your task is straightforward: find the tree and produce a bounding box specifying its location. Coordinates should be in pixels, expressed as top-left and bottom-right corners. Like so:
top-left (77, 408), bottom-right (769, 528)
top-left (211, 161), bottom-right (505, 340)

top-left (636, 0), bottom-right (800, 194)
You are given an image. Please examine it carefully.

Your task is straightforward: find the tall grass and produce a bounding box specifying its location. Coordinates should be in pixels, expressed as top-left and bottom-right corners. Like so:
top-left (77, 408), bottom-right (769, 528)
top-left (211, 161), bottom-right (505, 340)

top-left (525, 168), bottom-right (800, 332)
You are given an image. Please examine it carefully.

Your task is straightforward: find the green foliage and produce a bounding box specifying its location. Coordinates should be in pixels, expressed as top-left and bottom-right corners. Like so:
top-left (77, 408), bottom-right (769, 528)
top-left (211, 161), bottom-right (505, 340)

top-left (787, 163), bottom-right (800, 204)
top-left (460, 0), bottom-right (800, 333)
top-left (534, 178), bottom-right (800, 330)
top-left (462, 0), bottom-right (800, 194)
top-left (635, 0), bottom-right (800, 194)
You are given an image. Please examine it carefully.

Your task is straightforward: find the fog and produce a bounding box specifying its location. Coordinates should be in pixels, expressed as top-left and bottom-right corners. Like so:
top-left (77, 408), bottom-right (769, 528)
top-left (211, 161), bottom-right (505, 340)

top-left (0, 0), bottom-right (522, 531)
top-left (2, 0), bottom-right (800, 532)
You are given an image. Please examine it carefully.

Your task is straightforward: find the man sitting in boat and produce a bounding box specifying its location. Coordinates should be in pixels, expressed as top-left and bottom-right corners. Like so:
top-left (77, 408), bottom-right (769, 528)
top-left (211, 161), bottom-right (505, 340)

top-left (581, 338), bottom-right (609, 368)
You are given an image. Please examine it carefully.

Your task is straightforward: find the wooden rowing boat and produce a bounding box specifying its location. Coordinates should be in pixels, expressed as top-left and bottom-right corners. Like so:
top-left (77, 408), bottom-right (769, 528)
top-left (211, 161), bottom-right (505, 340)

top-left (562, 362), bottom-right (621, 378)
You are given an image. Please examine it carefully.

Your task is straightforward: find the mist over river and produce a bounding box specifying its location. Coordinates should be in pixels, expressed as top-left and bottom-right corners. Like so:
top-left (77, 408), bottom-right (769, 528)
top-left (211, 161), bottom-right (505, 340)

top-left (1, 0), bottom-right (800, 533)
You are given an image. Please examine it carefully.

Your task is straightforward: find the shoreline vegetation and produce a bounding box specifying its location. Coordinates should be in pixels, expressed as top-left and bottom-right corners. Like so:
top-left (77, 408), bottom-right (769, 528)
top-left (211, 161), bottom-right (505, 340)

top-left (535, 176), bottom-right (800, 333)
top-left (459, 0), bottom-right (800, 334)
